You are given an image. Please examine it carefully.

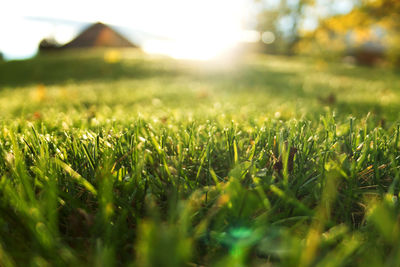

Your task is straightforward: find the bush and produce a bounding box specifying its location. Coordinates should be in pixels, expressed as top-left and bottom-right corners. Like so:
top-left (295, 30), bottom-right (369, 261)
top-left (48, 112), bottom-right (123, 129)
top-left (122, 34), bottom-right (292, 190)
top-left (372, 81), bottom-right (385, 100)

top-left (38, 38), bottom-right (61, 52)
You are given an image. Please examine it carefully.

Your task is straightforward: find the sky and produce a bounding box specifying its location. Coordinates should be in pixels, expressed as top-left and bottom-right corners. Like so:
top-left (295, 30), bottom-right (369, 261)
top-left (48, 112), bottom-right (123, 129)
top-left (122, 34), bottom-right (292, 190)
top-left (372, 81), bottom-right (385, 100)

top-left (0, 0), bottom-right (253, 60)
top-left (0, 0), bottom-right (354, 60)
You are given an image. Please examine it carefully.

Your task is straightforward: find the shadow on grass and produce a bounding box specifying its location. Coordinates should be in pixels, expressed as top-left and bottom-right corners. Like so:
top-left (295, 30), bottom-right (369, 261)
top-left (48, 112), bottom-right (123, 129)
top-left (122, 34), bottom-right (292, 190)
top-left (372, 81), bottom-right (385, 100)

top-left (0, 52), bottom-right (307, 101)
top-left (0, 53), bottom-right (182, 87)
top-left (1, 51), bottom-right (398, 123)
top-left (326, 63), bottom-right (400, 82)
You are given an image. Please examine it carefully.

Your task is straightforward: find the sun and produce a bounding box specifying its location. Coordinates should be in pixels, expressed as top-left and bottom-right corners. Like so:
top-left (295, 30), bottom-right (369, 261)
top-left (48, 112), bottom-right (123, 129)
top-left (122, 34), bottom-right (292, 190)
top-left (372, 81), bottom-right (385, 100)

top-left (137, 0), bottom-right (246, 60)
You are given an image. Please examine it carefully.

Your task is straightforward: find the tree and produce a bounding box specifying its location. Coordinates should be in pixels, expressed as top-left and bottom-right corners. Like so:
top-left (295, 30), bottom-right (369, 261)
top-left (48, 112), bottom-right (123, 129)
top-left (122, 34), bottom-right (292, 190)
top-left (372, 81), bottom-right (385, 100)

top-left (38, 37), bottom-right (61, 52)
top-left (359, 0), bottom-right (400, 65)
top-left (295, 0), bottom-right (400, 66)
top-left (256, 0), bottom-right (315, 54)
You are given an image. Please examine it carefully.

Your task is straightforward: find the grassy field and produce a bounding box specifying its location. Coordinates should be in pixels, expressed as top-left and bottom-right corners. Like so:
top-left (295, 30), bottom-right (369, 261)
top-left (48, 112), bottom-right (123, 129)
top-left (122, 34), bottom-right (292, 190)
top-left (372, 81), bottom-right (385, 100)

top-left (0, 49), bottom-right (400, 266)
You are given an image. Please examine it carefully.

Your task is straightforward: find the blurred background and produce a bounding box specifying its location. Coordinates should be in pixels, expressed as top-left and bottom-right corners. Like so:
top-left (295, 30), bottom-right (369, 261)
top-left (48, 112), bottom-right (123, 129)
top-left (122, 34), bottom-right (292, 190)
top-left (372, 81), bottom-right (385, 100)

top-left (1, 0), bottom-right (399, 67)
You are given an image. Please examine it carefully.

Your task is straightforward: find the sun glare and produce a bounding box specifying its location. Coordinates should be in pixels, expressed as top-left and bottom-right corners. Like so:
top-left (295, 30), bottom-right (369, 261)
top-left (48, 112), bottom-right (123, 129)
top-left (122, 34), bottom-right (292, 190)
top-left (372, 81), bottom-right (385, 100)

top-left (2, 0), bottom-right (249, 60)
top-left (139, 0), bottom-right (245, 60)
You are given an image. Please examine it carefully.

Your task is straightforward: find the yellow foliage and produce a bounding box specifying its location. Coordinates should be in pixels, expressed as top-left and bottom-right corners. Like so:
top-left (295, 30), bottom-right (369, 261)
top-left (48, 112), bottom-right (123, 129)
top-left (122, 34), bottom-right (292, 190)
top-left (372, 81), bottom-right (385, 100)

top-left (323, 9), bottom-right (371, 33)
top-left (353, 28), bottom-right (373, 44)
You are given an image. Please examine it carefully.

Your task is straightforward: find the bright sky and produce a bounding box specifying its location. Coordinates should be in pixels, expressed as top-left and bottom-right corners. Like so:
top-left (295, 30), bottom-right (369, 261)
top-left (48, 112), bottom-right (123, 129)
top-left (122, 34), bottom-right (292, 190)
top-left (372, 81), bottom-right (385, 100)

top-left (0, 0), bottom-right (253, 60)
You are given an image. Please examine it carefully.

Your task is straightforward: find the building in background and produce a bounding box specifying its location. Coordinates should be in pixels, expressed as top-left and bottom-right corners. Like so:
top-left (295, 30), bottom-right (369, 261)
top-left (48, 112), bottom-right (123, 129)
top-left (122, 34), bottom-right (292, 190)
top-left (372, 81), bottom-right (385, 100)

top-left (62, 22), bottom-right (137, 48)
top-left (39, 22), bottom-right (138, 52)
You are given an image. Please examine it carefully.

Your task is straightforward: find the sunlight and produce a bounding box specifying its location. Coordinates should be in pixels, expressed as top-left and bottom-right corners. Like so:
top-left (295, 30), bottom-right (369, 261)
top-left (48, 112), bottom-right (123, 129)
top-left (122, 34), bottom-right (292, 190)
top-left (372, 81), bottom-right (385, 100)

top-left (1, 0), bottom-right (249, 60)
top-left (127, 0), bottom-right (245, 60)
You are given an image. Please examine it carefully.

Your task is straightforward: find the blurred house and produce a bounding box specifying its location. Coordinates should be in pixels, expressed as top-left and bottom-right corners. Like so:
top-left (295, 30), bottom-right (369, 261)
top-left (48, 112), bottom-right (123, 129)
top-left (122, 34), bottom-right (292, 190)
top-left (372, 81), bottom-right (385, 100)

top-left (62, 22), bottom-right (137, 48)
top-left (347, 40), bottom-right (385, 66)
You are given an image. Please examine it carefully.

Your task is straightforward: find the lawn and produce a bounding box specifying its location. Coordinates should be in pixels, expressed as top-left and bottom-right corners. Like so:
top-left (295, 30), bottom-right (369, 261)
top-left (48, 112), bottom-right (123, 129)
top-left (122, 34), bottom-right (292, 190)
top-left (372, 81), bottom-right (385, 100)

top-left (0, 49), bottom-right (399, 266)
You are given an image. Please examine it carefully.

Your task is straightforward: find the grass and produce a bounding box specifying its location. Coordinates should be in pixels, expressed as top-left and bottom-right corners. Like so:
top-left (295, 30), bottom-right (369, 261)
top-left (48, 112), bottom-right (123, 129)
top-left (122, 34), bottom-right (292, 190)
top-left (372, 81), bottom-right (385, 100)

top-left (0, 49), bottom-right (400, 266)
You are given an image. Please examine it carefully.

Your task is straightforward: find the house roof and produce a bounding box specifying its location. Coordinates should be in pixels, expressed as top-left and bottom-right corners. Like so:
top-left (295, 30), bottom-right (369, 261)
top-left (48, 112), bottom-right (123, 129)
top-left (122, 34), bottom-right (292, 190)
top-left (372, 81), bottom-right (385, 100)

top-left (62, 22), bottom-right (137, 48)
